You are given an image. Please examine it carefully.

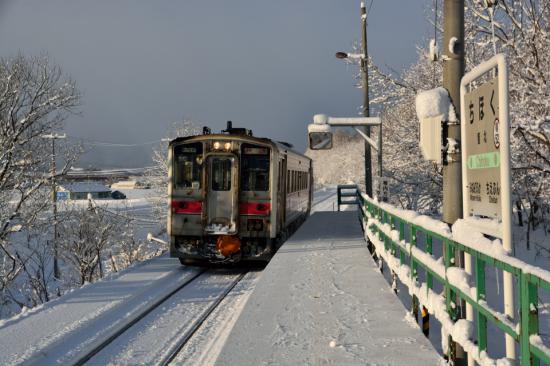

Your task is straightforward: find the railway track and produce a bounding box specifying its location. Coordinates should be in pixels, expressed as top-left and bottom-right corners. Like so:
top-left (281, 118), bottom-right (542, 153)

top-left (70, 269), bottom-right (248, 366)
top-left (159, 271), bottom-right (247, 366)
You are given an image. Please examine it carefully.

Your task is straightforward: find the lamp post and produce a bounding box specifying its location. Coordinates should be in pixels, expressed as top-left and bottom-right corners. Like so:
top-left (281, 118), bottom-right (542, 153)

top-left (335, 1), bottom-right (373, 197)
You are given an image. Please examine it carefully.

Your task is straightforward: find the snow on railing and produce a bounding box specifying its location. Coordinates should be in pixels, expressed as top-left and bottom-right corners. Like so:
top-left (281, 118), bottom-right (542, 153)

top-left (358, 192), bottom-right (550, 366)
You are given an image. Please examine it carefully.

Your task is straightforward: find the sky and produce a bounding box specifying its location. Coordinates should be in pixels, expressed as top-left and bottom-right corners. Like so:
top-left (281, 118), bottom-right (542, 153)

top-left (0, 1), bottom-right (432, 168)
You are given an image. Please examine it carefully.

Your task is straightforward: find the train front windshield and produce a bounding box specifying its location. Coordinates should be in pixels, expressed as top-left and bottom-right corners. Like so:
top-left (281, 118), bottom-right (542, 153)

top-left (174, 143), bottom-right (203, 189)
top-left (241, 146), bottom-right (270, 191)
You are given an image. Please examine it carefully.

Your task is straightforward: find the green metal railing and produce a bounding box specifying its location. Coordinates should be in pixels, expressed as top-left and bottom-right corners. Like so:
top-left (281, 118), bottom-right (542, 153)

top-left (357, 193), bottom-right (550, 366)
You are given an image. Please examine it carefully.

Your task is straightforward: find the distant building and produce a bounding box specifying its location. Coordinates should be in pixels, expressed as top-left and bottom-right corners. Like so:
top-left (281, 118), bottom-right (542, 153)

top-left (110, 180), bottom-right (150, 189)
top-left (57, 182), bottom-right (111, 200)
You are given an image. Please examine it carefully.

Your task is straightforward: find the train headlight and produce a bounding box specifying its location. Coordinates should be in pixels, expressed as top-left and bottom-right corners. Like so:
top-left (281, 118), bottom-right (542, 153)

top-left (213, 141), bottom-right (221, 150)
top-left (224, 142), bottom-right (231, 151)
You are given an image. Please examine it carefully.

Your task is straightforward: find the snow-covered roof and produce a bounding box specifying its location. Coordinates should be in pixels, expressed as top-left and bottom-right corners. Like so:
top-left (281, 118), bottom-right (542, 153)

top-left (58, 182), bottom-right (110, 193)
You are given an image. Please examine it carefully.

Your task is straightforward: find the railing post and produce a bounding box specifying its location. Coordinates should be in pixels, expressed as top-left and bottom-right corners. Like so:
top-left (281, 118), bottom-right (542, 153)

top-left (520, 274), bottom-right (539, 366)
top-left (423, 233), bottom-right (434, 337)
top-left (410, 226), bottom-right (419, 323)
top-left (475, 257), bottom-right (487, 356)
top-left (445, 239), bottom-right (459, 362)
top-left (426, 235), bottom-right (434, 291)
top-left (399, 220), bottom-right (405, 265)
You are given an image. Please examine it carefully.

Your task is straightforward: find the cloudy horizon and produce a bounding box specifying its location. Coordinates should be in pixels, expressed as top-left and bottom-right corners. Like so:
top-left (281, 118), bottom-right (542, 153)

top-left (0, 1), bottom-right (431, 168)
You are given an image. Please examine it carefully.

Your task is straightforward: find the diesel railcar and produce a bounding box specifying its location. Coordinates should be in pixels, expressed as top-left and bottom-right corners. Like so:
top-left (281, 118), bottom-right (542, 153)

top-left (168, 122), bottom-right (312, 263)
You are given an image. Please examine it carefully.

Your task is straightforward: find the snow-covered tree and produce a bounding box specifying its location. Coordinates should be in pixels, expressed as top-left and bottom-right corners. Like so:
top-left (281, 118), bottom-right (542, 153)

top-left (58, 200), bottom-right (127, 286)
top-left (305, 129), bottom-right (365, 189)
top-left (0, 54), bottom-right (79, 292)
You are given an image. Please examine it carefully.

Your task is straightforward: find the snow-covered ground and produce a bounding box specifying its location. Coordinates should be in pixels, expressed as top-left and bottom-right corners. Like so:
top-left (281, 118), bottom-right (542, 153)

top-left (86, 270), bottom-right (260, 366)
top-left (216, 210), bottom-right (443, 365)
top-left (0, 186), bottom-right (550, 365)
top-left (0, 188), bottom-right (340, 365)
top-left (0, 256), bottom-right (199, 365)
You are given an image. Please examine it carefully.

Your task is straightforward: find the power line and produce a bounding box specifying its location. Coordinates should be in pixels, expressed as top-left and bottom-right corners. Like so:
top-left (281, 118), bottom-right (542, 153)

top-left (66, 135), bottom-right (164, 147)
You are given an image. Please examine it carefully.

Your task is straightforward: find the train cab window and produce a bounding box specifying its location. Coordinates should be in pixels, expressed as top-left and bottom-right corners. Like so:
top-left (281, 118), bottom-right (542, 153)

top-left (174, 143), bottom-right (203, 189)
top-left (241, 145), bottom-right (270, 191)
top-left (211, 157), bottom-right (232, 191)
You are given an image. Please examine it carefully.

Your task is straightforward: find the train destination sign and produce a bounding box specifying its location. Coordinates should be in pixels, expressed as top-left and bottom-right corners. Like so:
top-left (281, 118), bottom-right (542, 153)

top-left (463, 77), bottom-right (501, 218)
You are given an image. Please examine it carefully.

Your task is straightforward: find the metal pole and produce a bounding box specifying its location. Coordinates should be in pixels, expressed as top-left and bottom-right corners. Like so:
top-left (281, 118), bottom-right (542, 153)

top-left (443, 0), bottom-right (466, 364)
top-left (360, 1), bottom-right (372, 197)
top-left (499, 58), bottom-right (516, 362)
top-left (378, 121), bottom-right (383, 200)
top-left (442, 0), bottom-right (464, 224)
top-left (42, 134), bottom-right (65, 280)
top-left (51, 137), bottom-right (60, 280)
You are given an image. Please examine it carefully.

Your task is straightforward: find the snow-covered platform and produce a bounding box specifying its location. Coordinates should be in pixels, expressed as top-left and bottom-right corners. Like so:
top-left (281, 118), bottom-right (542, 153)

top-left (216, 211), bottom-right (442, 365)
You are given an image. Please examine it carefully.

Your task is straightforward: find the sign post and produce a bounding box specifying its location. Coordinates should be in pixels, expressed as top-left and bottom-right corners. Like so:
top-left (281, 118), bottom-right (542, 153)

top-left (460, 54), bottom-right (514, 360)
top-left (374, 176), bottom-right (389, 203)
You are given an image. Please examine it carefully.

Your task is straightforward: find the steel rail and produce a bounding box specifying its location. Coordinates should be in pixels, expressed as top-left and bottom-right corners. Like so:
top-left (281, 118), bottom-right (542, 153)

top-left (159, 271), bottom-right (248, 366)
top-left (71, 269), bottom-right (206, 366)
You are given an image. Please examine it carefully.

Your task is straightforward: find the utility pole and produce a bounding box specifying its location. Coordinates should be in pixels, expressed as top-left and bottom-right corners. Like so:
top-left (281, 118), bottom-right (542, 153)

top-left (442, 0), bottom-right (465, 364)
top-left (442, 0), bottom-right (464, 223)
top-left (42, 133), bottom-right (66, 280)
top-left (360, 1), bottom-right (373, 197)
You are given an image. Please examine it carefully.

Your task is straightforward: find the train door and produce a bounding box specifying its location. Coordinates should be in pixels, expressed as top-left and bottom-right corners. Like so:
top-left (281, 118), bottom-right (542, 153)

top-left (205, 155), bottom-right (238, 234)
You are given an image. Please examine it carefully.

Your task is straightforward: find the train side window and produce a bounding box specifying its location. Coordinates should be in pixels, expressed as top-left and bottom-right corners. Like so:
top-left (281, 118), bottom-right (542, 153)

top-left (241, 146), bottom-right (270, 191)
top-left (174, 142), bottom-right (203, 189)
top-left (286, 170), bottom-right (290, 193)
top-left (290, 171), bottom-right (293, 193)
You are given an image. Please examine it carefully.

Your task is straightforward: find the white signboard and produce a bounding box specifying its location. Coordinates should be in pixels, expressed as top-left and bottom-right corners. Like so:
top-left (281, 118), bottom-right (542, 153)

top-left (460, 54), bottom-right (514, 360)
top-left (463, 78), bottom-right (501, 218)
top-left (460, 53), bottom-right (512, 237)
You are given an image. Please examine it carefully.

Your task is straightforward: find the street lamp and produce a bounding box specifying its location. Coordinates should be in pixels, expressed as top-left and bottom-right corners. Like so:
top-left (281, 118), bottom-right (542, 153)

top-left (334, 1), bottom-right (373, 197)
top-left (335, 52), bottom-right (363, 61)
